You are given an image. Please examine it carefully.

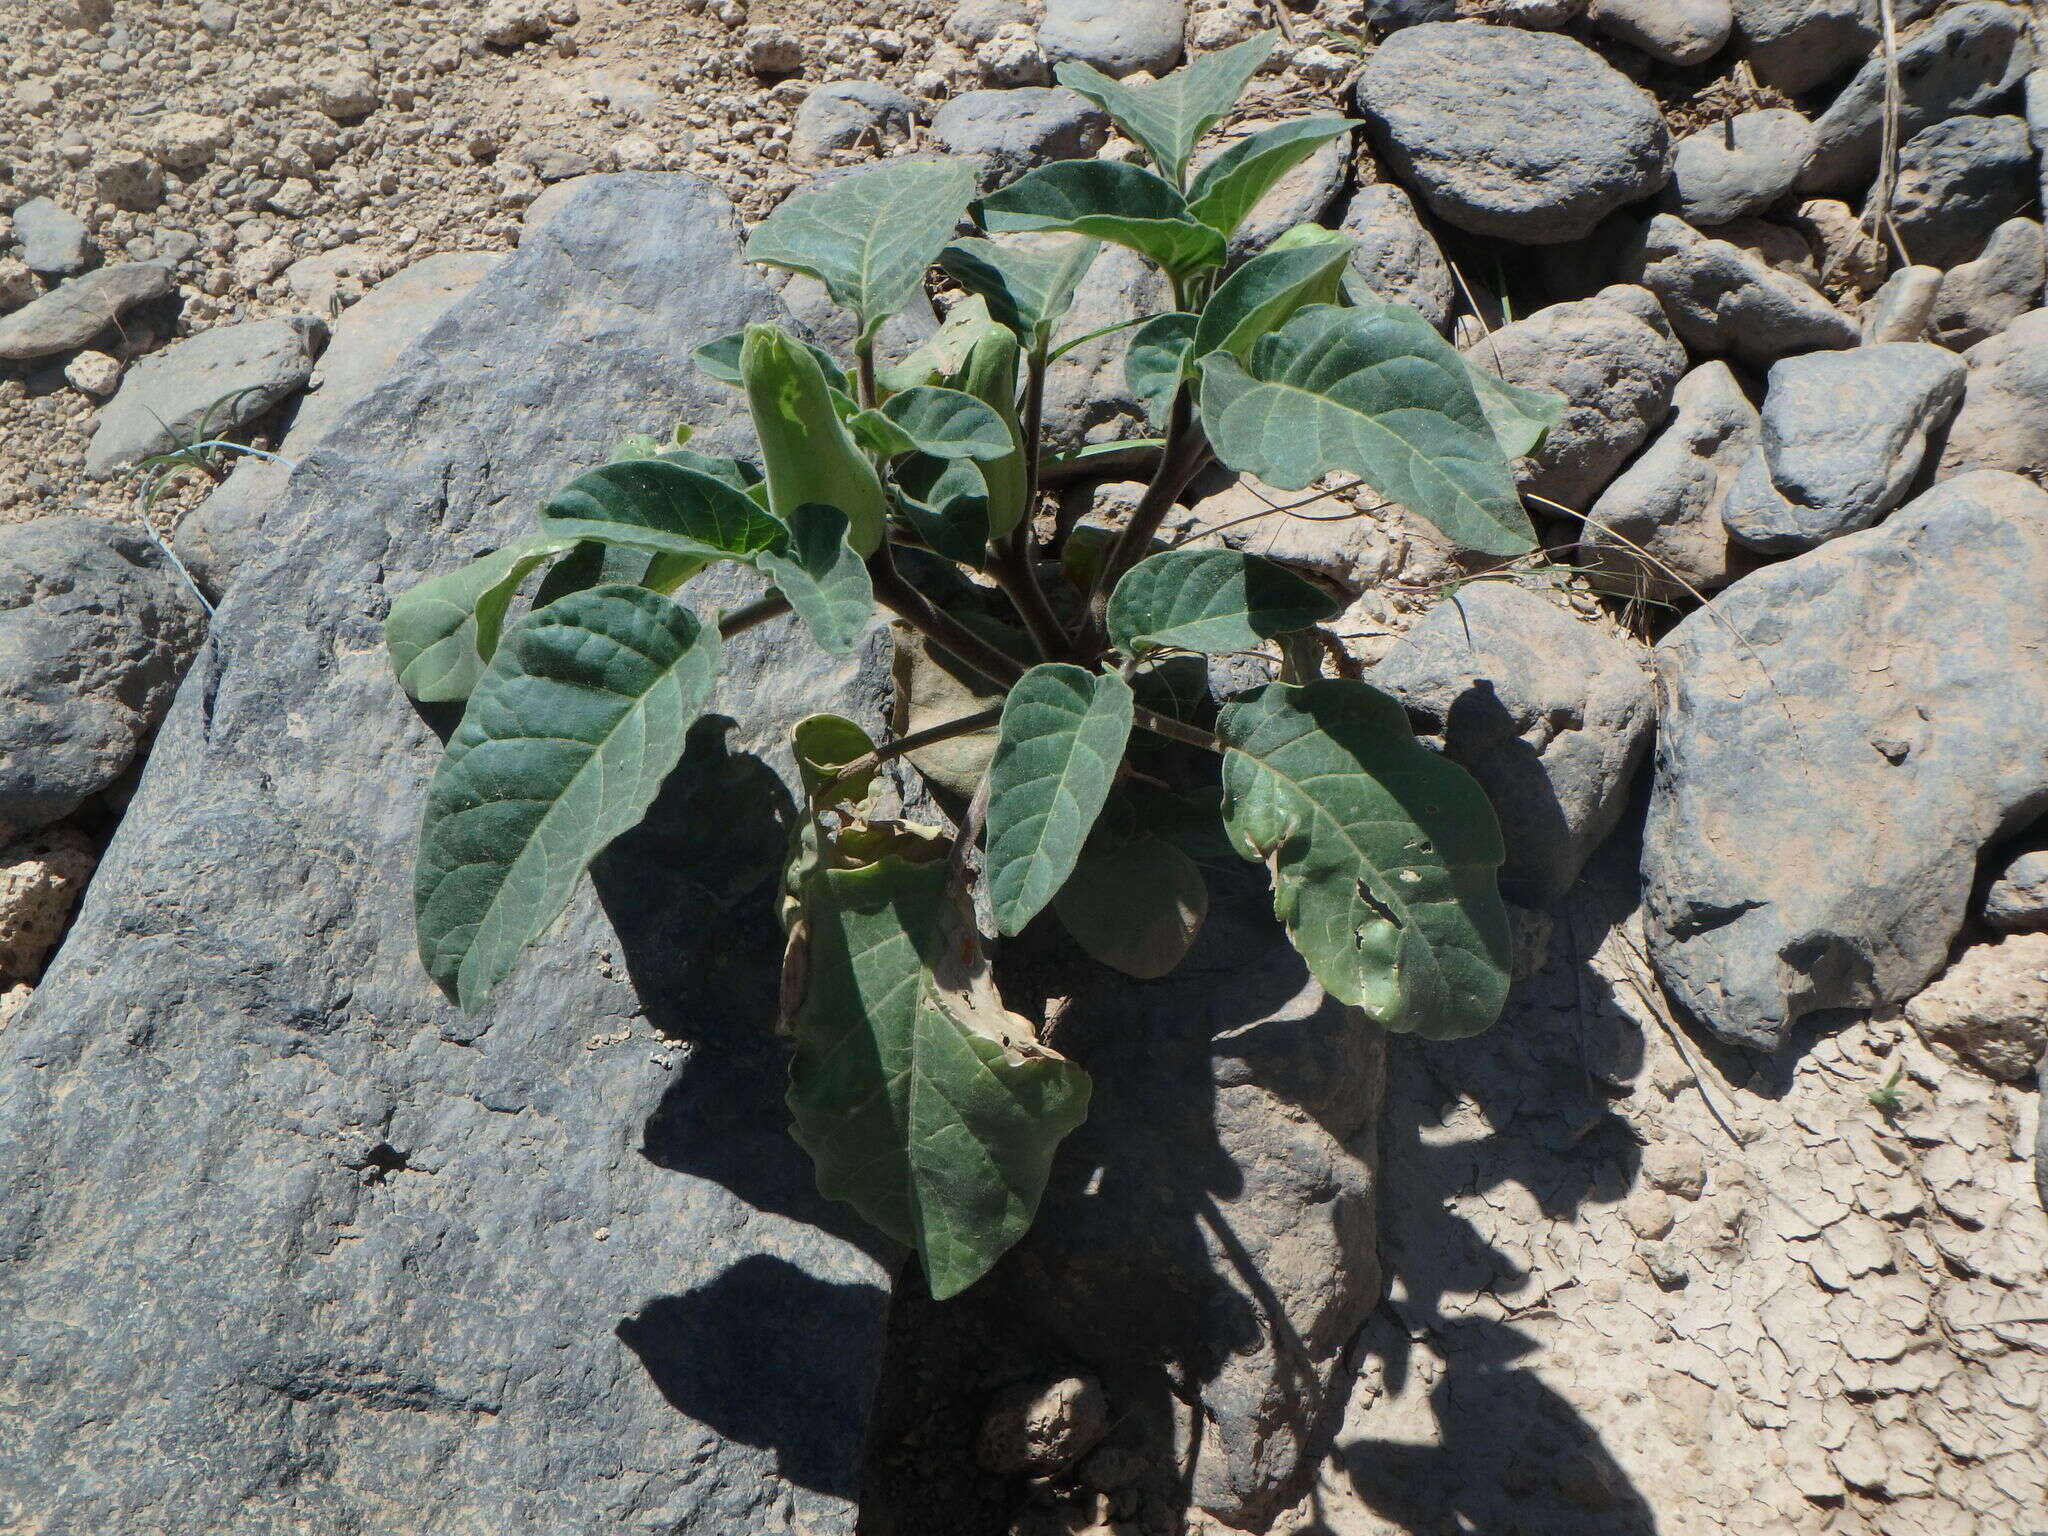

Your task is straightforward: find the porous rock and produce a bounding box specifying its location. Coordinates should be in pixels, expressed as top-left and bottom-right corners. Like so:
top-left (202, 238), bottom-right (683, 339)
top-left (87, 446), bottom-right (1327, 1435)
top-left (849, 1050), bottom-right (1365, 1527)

top-left (929, 87), bottom-right (1108, 188)
top-left (1930, 218), bottom-right (2044, 350)
top-left (0, 826), bottom-right (97, 982)
top-left (1642, 470), bottom-right (2048, 1048)
top-left (1368, 581), bottom-right (1655, 906)
top-left (0, 261), bottom-right (172, 361)
top-left (1906, 932), bottom-right (2048, 1083)
top-left (11, 195), bottom-right (90, 276)
top-left (1339, 183), bottom-right (1454, 333)
top-left (1582, 360), bottom-right (1761, 601)
top-left (1037, 0), bottom-right (1185, 78)
top-left (1668, 109), bottom-right (1813, 227)
top-left (1621, 212), bottom-right (1860, 364)
top-left (0, 174), bottom-right (894, 1534)
top-left (1884, 114), bottom-right (2036, 270)
top-left (1583, 0), bottom-right (1731, 67)
top-left (1721, 342), bottom-right (1966, 555)
top-left (84, 314), bottom-right (329, 478)
top-left (1936, 306), bottom-right (2048, 484)
top-left (1984, 842), bottom-right (2048, 931)
top-left (1355, 22), bottom-right (1670, 245)
top-left (1461, 284), bottom-right (1687, 510)
top-left (0, 517), bottom-right (206, 845)
top-left (789, 80), bottom-right (916, 166)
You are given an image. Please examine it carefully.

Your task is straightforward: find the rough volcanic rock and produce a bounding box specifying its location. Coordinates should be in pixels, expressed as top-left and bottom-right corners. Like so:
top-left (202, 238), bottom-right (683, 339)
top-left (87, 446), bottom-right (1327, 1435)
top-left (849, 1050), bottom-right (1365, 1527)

top-left (930, 87), bottom-right (1109, 188)
top-left (0, 516), bottom-right (206, 845)
top-left (1367, 582), bottom-right (1654, 907)
top-left (1930, 217), bottom-right (2045, 350)
top-left (0, 825), bottom-right (97, 983)
top-left (11, 195), bottom-right (90, 276)
top-left (1906, 932), bottom-right (2048, 1083)
top-left (1668, 109), bottom-right (1813, 227)
top-left (1936, 306), bottom-right (2048, 483)
top-left (0, 174), bottom-right (895, 1535)
top-left (1622, 212), bottom-right (1860, 364)
top-left (1355, 22), bottom-right (1671, 245)
top-left (1731, 0), bottom-right (1875, 94)
top-left (0, 260), bottom-right (171, 361)
top-left (1884, 114), bottom-right (2037, 270)
top-left (1642, 470), bottom-right (2048, 1048)
top-left (1041, 244), bottom-right (1169, 449)
top-left (1340, 183), bottom-right (1454, 332)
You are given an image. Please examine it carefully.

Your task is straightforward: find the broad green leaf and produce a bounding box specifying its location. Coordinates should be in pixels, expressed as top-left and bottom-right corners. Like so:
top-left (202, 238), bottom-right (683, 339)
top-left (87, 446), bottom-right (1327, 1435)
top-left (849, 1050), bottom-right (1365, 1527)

top-left (1054, 831), bottom-right (1207, 979)
top-left (792, 713), bottom-right (878, 803)
top-left (985, 665), bottom-right (1135, 936)
top-left (1187, 117), bottom-right (1359, 238)
top-left (741, 322), bottom-right (891, 555)
top-left (1463, 359), bottom-right (1567, 460)
top-left (415, 585), bottom-right (721, 1012)
top-left (745, 157), bottom-right (979, 337)
top-left (693, 329), bottom-right (850, 394)
top-left (1107, 547), bottom-right (1338, 656)
top-left (950, 320), bottom-right (1029, 538)
top-left (540, 458), bottom-right (786, 563)
top-left (875, 295), bottom-right (1005, 395)
top-left (938, 235), bottom-right (1102, 348)
top-left (1216, 679), bottom-right (1511, 1037)
top-left (1198, 304), bottom-right (1537, 556)
top-left (386, 535), bottom-right (576, 704)
top-left (533, 538), bottom-right (656, 608)
top-left (786, 847), bottom-right (1091, 1298)
top-left (975, 161), bottom-right (1225, 280)
top-left (1193, 238), bottom-right (1355, 362)
top-left (1124, 311), bottom-right (1198, 428)
top-left (896, 454), bottom-right (992, 566)
top-left (654, 445), bottom-right (764, 494)
top-left (611, 432), bottom-right (664, 461)
top-left (850, 385), bottom-right (1015, 461)
top-left (757, 503), bottom-right (875, 655)
top-left (1054, 32), bottom-right (1277, 186)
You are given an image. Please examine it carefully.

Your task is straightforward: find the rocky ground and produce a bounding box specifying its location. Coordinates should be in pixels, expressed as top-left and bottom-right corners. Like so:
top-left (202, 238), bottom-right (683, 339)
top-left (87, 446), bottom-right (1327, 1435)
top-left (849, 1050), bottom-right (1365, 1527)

top-left (3, 1), bottom-right (2047, 1534)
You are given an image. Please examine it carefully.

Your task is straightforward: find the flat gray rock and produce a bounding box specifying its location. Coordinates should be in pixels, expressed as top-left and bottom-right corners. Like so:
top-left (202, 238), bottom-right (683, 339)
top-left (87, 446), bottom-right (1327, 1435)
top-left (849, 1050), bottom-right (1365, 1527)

top-left (1340, 182), bottom-right (1454, 333)
top-left (1984, 842), bottom-right (2048, 931)
top-left (1037, 0), bottom-right (1184, 77)
top-left (0, 260), bottom-right (172, 361)
top-left (12, 195), bottom-right (90, 276)
top-left (0, 516), bottom-right (206, 844)
top-left (1930, 217), bottom-right (2044, 350)
top-left (1799, 2), bottom-right (2036, 195)
top-left (930, 87), bottom-right (1109, 189)
top-left (789, 80), bottom-right (915, 166)
top-left (1669, 109), bottom-right (1813, 227)
top-left (1936, 306), bottom-right (2048, 483)
top-left (0, 173), bottom-right (894, 1535)
top-left (1722, 342), bottom-right (1967, 554)
top-left (1885, 114), bottom-right (2037, 269)
top-left (1642, 470), bottom-right (2048, 1048)
top-left (1355, 22), bottom-right (1670, 245)
top-left (1582, 360), bottom-right (1762, 601)
top-left (175, 252), bottom-right (502, 596)
top-left (1462, 284), bottom-right (1688, 511)
top-left (1622, 212), bottom-right (1859, 365)
top-left (85, 314), bottom-right (328, 478)
top-left (1584, 0), bottom-right (1731, 66)
top-left (1368, 582), bottom-right (1654, 907)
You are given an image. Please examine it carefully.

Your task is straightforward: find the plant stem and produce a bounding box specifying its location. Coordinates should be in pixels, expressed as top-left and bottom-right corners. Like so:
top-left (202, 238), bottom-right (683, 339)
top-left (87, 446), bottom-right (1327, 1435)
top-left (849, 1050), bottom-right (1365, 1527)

top-left (855, 332), bottom-right (879, 413)
top-left (1078, 388), bottom-right (1211, 652)
top-left (987, 345), bottom-right (1074, 660)
top-left (1133, 705), bottom-right (1220, 753)
top-left (823, 705), bottom-right (1005, 801)
top-left (718, 591), bottom-right (793, 638)
top-left (868, 544), bottom-right (1027, 689)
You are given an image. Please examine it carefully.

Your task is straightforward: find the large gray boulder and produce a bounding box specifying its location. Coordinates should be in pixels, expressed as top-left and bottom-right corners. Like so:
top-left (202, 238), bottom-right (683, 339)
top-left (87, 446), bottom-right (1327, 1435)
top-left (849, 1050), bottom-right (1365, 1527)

top-left (929, 87), bottom-right (1109, 189)
top-left (1368, 582), bottom-right (1655, 907)
top-left (1884, 114), bottom-right (2037, 270)
top-left (1622, 212), bottom-right (1860, 365)
top-left (0, 175), bottom-right (894, 1534)
top-left (0, 260), bottom-right (172, 361)
top-left (1037, 0), bottom-right (1184, 77)
top-left (0, 516), bottom-right (207, 844)
top-left (1355, 22), bottom-right (1670, 245)
top-left (1643, 470), bottom-right (2048, 1048)
top-left (1936, 307), bottom-right (2048, 484)
top-left (1584, 0), bottom-right (1731, 67)
top-left (12, 195), bottom-right (90, 276)
top-left (1668, 109), bottom-right (1813, 228)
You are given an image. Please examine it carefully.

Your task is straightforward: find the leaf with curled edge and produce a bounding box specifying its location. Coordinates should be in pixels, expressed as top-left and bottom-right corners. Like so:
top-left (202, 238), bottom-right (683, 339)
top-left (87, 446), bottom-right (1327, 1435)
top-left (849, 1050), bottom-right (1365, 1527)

top-left (386, 534), bottom-right (577, 703)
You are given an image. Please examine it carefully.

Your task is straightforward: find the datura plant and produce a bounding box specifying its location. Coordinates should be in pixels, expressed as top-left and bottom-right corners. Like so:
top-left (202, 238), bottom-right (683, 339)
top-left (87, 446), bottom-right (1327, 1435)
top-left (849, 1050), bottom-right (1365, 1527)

top-left (384, 31), bottom-right (1564, 1300)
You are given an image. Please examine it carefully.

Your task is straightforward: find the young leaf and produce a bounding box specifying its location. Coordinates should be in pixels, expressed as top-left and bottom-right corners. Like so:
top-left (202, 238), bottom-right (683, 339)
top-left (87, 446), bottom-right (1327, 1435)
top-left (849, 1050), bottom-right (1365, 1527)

top-left (540, 458), bottom-right (787, 561)
top-left (1192, 237), bottom-right (1355, 362)
top-left (1107, 547), bottom-right (1338, 656)
top-left (950, 321), bottom-right (1029, 538)
top-left (757, 503), bottom-right (876, 655)
top-left (1216, 678), bottom-right (1512, 1038)
top-left (741, 323), bottom-right (891, 555)
top-left (745, 157), bottom-right (979, 338)
top-left (693, 329), bottom-right (850, 394)
top-left (1198, 304), bottom-right (1537, 556)
top-left (895, 454), bottom-right (993, 566)
top-left (938, 235), bottom-right (1102, 348)
top-left (414, 585), bottom-right (722, 1013)
top-left (1053, 831), bottom-right (1208, 979)
top-left (1186, 117), bottom-right (1359, 238)
top-left (1054, 32), bottom-right (1278, 186)
top-left (985, 664), bottom-right (1136, 936)
top-left (874, 294), bottom-right (1004, 394)
top-left (1124, 311), bottom-right (1199, 428)
top-left (386, 534), bottom-right (576, 704)
top-left (792, 713), bottom-right (878, 803)
top-left (785, 846), bottom-right (1091, 1298)
top-left (974, 161), bottom-right (1225, 280)
top-left (852, 385), bottom-right (1016, 461)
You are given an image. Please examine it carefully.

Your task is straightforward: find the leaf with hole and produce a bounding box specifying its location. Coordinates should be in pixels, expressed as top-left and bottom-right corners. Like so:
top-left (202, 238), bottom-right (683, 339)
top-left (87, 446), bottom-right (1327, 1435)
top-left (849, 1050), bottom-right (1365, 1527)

top-left (1216, 679), bottom-right (1511, 1037)
top-left (386, 534), bottom-right (577, 704)
top-left (757, 503), bottom-right (875, 656)
top-left (1198, 304), bottom-right (1537, 556)
top-left (1054, 32), bottom-right (1276, 185)
top-left (415, 585), bottom-right (721, 1013)
top-left (985, 664), bottom-right (1135, 936)
top-left (1107, 547), bottom-right (1338, 656)
top-left (1193, 237), bottom-right (1355, 363)
top-left (938, 235), bottom-right (1102, 348)
top-left (1186, 116), bottom-right (1358, 238)
top-left (974, 161), bottom-right (1225, 280)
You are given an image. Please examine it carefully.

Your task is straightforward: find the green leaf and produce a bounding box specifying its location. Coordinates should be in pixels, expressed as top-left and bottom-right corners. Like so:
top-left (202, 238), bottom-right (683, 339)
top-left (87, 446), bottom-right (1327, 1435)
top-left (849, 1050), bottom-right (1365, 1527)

top-left (1216, 678), bottom-right (1511, 1037)
top-left (1054, 32), bottom-right (1277, 186)
top-left (974, 161), bottom-right (1225, 280)
top-left (539, 458), bottom-right (787, 565)
top-left (792, 713), bottom-right (878, 803)
top-left (745, 157), bottom-right (979, 338)
top-left (1054, 831), bottom-right (1207, 979)
top-left (757, 503), bottom-right (875, 655)
top-left (851, 385), bottom-right (1015, 461)
top-left (896, 454), bottom-right (993, 566)
top-left (985, 665), bottom-right (1135, 937)
top-left (1187, 117), bottom-right (1359, 238)
top-left (653, 445), bottom-right (764, 494)
top-left (533, 538), bottom-right (656, 608)
top-left (1197, 304), bottom-right (1537, 556)
top-left (938, 235), bottom-right (1102, 348)
top-left (694, 329), bottom-right (850, 394)
top-left (874, 295), bottom-right (1004, 395)
top-left (1107, 547), bottom-right (1338, 656)
top-left (1193, 238), bottom-right (1355, 362)
top-left (415, 585), bottom-right (721, 1012)
top-left (1462, 359), bottom-right (1567, 461)
top-left (741, 322), bottom-right (891, 555)
top-left (1124, 311), bottom-right (1198, 428)
top-left (386, 535), bottom-right (576, 704)
top-left (786, 846), bottom-right (1091, 1298)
